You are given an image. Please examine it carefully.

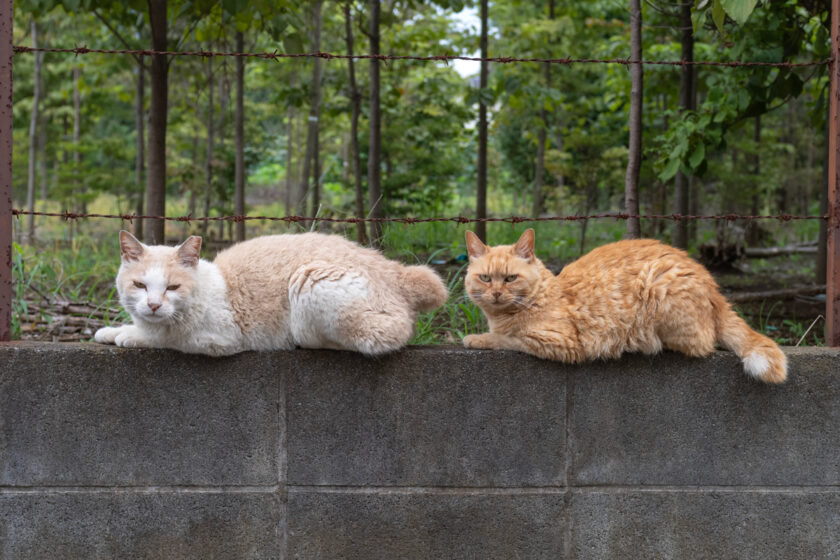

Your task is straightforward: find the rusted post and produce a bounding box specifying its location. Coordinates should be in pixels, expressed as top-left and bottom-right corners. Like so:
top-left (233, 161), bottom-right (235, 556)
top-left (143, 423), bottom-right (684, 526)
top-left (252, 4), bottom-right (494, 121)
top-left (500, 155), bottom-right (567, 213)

top-left (0, 0), bottom-right (14, 341)
top-left (828, 0), bottom-right (840, 346)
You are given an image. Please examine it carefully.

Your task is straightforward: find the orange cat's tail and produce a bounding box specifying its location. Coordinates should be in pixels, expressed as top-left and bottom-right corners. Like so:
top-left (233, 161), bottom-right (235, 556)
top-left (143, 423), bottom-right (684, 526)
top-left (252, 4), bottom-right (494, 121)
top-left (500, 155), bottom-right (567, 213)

top-left (714, 296), bottom-right (787, 383)
top-left (398, 265), bottom-right (449, 313)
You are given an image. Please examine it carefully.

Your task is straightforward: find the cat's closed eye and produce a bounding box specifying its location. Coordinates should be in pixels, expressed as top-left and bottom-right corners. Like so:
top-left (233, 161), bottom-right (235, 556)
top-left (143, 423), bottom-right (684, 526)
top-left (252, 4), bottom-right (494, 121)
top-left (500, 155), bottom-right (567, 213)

top-left (167, 284), bottom-right (181, 291)
top-left (133, 281), bottom-right (146, 290)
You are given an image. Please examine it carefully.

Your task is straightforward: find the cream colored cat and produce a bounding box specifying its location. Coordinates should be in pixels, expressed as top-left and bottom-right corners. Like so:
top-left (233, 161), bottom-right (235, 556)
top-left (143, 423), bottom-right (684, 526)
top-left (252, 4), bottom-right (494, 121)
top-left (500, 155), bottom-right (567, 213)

top-left (94, 231), bottom-right (447, 356)
top-left (463, 229), bottom-right (787, 383)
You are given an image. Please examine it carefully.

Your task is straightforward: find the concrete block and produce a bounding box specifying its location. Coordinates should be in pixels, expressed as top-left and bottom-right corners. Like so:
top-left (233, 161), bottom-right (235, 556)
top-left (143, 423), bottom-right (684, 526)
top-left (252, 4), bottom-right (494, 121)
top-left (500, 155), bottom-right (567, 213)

top-left (569, 490), bottom-right (840, 560)
top-left (0, 343), bottom-right (281, 486)
top-left (569, 348), bottom-right (840, 486)
top-left (0, 492), bottom-right (282, 560)
top-left (286, 490), bottom-right (566, 559)
top-left (285, 348), bottom-right (566, 487)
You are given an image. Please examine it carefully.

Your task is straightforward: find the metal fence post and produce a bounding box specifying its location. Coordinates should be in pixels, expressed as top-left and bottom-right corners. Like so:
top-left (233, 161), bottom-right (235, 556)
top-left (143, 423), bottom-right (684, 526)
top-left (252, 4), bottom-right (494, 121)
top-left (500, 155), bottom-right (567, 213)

top-left (828, 1), bottom-right (840, 346)
top-left (0, 0), bottom-right (14, 342)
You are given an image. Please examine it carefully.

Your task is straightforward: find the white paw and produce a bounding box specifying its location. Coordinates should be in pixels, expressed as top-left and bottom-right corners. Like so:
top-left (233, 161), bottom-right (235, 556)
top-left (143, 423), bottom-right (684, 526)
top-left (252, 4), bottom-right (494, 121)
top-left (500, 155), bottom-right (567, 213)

top-left (94, 326), bottom-right (121, 345)
top-left (114, 329), bottom-right (149, 348)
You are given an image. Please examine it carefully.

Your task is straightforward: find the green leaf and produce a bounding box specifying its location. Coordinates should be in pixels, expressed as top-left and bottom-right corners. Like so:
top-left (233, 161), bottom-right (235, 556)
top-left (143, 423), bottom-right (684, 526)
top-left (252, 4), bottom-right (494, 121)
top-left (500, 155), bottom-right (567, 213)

top-left (689, 142), bottom-right (705, 169)
top-left (712, 0), bottom-right (726, 32)
top-left (660, 156), bottom-right (681, 181)
top-left (691, 10), bottom-right (705, 35)
top-left (719, 0), bottom-right (759, 26)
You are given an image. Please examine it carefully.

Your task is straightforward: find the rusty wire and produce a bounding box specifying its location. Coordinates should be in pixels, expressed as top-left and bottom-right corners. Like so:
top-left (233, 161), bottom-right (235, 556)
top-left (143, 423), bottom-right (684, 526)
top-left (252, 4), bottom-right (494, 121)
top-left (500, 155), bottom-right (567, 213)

top-left (10, 209), bottom-right (829, 225)
top-left (7, 46), bottom-right (832, 229)
top-left (11, 45), bottom-right (833, 68)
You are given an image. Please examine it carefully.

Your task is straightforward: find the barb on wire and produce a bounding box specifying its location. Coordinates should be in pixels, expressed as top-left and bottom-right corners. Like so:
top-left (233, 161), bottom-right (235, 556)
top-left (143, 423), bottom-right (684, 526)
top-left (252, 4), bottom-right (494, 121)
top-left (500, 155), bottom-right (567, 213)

top-left (11, 45), bottom-right (832, 68)
top-left (10, 209), bottom-right (829, 224)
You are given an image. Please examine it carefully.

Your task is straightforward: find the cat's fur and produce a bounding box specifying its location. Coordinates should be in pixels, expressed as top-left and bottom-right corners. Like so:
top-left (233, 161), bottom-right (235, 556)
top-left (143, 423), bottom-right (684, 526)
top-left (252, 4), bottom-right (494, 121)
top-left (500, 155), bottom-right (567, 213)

top-left (94, 231), bottom-right (448, 356)
top-left (463, 229), bottom-right (787, 383)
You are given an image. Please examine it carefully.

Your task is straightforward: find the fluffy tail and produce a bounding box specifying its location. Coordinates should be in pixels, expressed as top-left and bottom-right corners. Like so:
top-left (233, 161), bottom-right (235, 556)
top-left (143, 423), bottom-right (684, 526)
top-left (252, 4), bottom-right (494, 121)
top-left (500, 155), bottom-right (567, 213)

top-left (398, 265), bottom-right (448, 312)
top-left (714, 296), bottom-right (787, 383)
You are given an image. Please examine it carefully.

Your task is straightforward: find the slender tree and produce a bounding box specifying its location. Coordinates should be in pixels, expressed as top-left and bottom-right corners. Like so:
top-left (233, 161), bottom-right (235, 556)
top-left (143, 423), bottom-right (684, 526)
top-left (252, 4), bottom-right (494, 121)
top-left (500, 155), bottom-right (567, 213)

top-left (672, 0), bottom-right (694, 249)
top-left (624, 0), bottom-right (642, 238)
top-left (531, 0), bottom-right (554, 219)
top-left (476, 0), bottom-right (488, 242)
top-left (285, 102), bottom-right (295, 216)
top-left (145, 0), bottom-right (168, 243)
top-left (234, 30), bottom-right (246, 242)
top-left (299, 0), bottom-right (323, 224)
top-left (134, 61), bottom-right (145, 240)
top-left (345, 1), bottom-right (367, 244)
top-left (72, 64), bottom-right (82, 214)
top-left (745, 115), bottom-right (761, 245)
top-left (202, 57), bottom-right (215, 238)
top-left (26, 21), bottom-right (42, 243)
top-left (367, 0), bottom-right (384, 246)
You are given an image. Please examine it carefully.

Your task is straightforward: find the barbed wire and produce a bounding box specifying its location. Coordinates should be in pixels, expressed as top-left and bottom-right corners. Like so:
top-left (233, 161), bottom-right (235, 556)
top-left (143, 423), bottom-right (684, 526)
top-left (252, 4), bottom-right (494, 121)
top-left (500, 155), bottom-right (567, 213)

top-left (11, 45), bottom-right (833, 68)
top-left (10, 209), bottom-right (829, 224)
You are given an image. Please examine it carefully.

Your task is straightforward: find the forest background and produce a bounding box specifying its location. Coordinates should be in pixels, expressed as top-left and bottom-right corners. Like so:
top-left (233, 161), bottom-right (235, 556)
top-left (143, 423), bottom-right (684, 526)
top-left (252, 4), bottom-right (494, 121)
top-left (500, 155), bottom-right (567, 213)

top-left (6, 0), bottom-right (834, 345)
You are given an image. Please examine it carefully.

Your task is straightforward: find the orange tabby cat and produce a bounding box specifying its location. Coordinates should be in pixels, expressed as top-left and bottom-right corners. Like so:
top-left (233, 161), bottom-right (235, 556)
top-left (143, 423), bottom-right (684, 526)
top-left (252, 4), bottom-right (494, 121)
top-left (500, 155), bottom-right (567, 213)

top-left (463, 229), bottom-right (787, 383)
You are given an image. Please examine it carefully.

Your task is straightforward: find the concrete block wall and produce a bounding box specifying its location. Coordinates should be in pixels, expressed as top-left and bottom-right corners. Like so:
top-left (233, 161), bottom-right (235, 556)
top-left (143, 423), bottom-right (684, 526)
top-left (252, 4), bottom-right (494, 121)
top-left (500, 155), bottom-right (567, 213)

top-left (1, 342), bottom-right (839, 559)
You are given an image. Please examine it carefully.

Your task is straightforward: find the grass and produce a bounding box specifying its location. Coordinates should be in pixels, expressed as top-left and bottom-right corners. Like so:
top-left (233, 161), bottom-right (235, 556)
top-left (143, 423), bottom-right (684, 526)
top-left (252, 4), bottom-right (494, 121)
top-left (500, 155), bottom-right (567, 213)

top-left (411, 264), bottom-right (487, 346)
top-left (11, 236), bottom-right (130, 339)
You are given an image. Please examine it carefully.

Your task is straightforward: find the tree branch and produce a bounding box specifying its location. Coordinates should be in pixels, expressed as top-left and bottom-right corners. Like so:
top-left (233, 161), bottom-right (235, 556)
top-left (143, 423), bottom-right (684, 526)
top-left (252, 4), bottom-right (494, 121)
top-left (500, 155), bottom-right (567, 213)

top-left (92, 9), bottom-right (148, 70)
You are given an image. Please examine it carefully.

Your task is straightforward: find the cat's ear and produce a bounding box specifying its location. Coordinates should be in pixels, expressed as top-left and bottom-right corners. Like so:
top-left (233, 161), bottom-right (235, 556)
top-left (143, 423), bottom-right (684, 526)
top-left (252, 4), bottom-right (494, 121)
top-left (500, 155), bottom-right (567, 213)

top-left (514, 228), bottom-right (535, 260)
top-left (119, 230), bottom-right (145, 262)
top-left (465, 230), bottom-right (488, 259)
top-left (176, 236), bottom-right (202, 268)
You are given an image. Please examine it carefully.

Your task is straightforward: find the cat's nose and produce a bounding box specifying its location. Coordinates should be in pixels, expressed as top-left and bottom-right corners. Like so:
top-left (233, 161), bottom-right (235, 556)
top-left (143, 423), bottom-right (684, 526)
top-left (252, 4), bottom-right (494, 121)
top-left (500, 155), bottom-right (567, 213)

top-left (148, 301), bottom-right (162, 312)
top-left (492, 291), bottom-right (501, 300)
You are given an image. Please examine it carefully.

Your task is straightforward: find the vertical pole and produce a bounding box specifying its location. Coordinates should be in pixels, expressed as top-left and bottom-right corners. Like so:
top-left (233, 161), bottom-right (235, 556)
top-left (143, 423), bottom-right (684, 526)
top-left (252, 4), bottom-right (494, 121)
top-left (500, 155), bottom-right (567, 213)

top-left (0, 0), bottom-right (14, 341)
top-left (827, 0), bottom-right (840, 346)
top-left (475, 0), bottom-right (488, 242)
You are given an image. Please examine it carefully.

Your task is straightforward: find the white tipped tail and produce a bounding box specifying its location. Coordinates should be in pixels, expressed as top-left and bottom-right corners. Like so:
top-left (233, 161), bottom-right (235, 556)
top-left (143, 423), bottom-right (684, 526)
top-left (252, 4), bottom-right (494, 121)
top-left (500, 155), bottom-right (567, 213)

top-left (715, 297), bottom-right (787, 384)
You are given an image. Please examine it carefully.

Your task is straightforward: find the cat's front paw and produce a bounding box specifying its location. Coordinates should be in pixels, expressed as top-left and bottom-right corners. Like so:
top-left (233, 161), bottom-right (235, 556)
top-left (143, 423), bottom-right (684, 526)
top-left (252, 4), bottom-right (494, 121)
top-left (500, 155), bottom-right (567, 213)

top-left (113, 327), bottom-right (150, 349)
top-left (94, 326), bottom-right (121, 345)
top-left (463, 333), bottom-right (494, 349)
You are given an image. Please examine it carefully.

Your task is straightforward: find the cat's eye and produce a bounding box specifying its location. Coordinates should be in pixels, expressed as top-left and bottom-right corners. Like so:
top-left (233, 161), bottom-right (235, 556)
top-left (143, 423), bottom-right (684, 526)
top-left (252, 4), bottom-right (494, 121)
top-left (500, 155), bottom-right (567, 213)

top-left (505, 275), bottom-right (518, 283)
top-left (166, 284), bottom-right (181, 291)
top-left (133, 281), bottom-right (146, 290)
top-left (478, 274), bottom-right (491, 282)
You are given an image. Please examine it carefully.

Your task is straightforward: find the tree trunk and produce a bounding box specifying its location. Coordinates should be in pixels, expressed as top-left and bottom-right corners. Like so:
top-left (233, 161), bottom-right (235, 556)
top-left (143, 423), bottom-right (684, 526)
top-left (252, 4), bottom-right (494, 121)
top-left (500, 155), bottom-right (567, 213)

top-left (202, 57), bottom-right (215, 238)
top-left (531, 0), bottom-right (554, 220)
top-left (134, 60), bottom-right (145, 240)
top-left (532, 123), bottom-right (547, 218)
top-left (367, 0), bottom-right (384, 246)
top-left (38, 109), bottom-right (47, 202)
top-left (285, 105), bottom-right (295, 217)
top-left (234, 30), bottom-right (246, 242)
top-left (37, 36), bottom-right (47, 204)
top-left (299, 0), bottom-right (323, 225)
top-left (73, 64), bottom-right (82, 215)
top-left (188, 134), bottom-right (198, 228)
top-left (746, 115), bottom-right (761, 245)
top-left (818, 115), bottom-right (829, 284)
top-left (145, 0), bottom-right (168, 244)
top-left (26, 21), bottom-right (41, 244)
top-left (624, 0), bottom-right (642, 239)
top-left (672, 1), bottom-right (694, 249)
top-left (345, 2), bottom-right (367, 244)
top-left (475, 0), bottom-right (489, 242)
